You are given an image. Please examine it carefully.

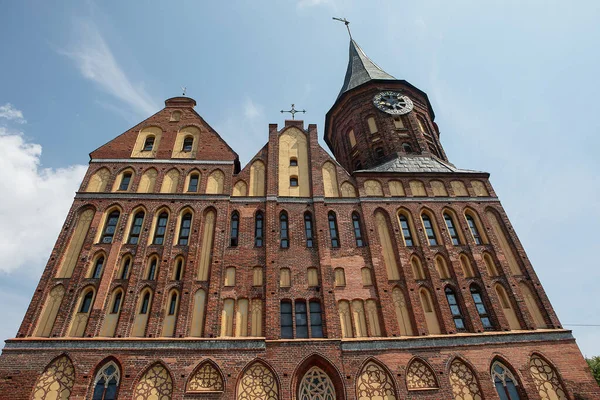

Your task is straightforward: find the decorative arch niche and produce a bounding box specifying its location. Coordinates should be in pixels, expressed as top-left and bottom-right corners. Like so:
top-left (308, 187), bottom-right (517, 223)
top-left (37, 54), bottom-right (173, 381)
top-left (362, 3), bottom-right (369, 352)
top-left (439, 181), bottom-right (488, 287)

top-left (356, 359), bottom-right (398, 399)
top-left (406, 358), bottom-right (439, 390)
top-left (187, 360), bottom-right (224, 393)
top-left (293, 354), bottom-right (344, 400)
top-left (31, 355), bottom-right (75, 400)
top-left (237, 360), bottom-right (279, 400)
top-left (449, 358), bottom-right (483, 400)
top-left (133, 362), bottom-right (173, 400)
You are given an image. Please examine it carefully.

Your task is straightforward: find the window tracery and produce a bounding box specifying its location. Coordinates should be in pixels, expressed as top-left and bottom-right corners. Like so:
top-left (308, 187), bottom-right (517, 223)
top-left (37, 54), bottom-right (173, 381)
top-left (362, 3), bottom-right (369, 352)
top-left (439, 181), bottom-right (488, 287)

top-left (491, 361), bottom-right (521, 400)
top-left (32, 355), bottom-right (75, 400)
top-left (92, 361), bottom-right (120, 400)
top-left (298, 366), bottom-right (335, 400)
top-left (406, 358), bottom-right (438, 390)
top-left (529, 355), bottom-right (567, 400)
top-left (187, 362), bottom-right (224, 392)
top-left (133, 363), bottom-right (173, 400)
top-left (237, 362), bottom-right (279, 400)
top-left (356, 361), bottom-right (397, 399)
top-left (449, 359), bottom-right (483, 400)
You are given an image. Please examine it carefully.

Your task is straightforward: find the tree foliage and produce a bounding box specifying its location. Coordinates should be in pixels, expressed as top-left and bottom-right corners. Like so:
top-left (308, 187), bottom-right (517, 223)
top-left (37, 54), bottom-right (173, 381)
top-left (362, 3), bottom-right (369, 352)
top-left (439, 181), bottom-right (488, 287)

top-left (586, 356), bottom-right (600, 386)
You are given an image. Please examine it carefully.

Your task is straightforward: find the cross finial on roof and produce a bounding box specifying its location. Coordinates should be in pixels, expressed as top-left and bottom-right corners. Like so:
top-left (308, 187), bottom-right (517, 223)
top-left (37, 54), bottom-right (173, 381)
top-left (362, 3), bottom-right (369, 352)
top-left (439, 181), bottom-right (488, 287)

top-left (332, 17), bottom-right (352, 39)
top-left (280, 104), bottom-right (306, 120)
top-left (181, 86), bottom-right (187, 96)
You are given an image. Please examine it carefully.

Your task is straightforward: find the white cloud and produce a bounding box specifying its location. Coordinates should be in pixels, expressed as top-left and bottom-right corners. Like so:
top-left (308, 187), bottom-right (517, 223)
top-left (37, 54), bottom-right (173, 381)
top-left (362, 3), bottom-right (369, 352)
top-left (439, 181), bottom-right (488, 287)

top-left (244, 97), bottom-right (263, 119)
top-left (297, 0), bottom-right (331, 8)
top-left (61, 18), bottom-right (159, 117)
top-left (0, 103), bottom-right (26, 123)
top-left (0, 127), bottom-right (87, 275)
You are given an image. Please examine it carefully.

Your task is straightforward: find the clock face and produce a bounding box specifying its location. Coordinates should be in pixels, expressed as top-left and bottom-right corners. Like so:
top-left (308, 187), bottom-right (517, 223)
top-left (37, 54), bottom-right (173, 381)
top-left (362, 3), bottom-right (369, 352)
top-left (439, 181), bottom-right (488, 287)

top-left (373, 91), bottom-right (414, 115)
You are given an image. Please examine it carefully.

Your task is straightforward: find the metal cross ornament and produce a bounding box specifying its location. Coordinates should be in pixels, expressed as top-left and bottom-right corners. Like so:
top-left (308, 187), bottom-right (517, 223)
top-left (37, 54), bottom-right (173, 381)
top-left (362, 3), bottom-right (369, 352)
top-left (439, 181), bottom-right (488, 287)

top-left (280, 104), bottom-right (306, 120)
top-left (181, 86), bottom-right (187, 96)
top-left (332, 17), bottom-right (352, 39)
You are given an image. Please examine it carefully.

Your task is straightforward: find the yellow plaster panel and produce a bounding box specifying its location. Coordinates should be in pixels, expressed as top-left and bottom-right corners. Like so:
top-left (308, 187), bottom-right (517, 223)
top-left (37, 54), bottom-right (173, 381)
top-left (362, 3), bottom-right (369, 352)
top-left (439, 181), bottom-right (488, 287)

top-left (172, 126), bottom-right (200, 159)
top-left (278, 127), bottom-right (309, 197)
top-left (322, 161), bottom-right (339, 197)
top-left (131, 126), bottom-right (162, 158)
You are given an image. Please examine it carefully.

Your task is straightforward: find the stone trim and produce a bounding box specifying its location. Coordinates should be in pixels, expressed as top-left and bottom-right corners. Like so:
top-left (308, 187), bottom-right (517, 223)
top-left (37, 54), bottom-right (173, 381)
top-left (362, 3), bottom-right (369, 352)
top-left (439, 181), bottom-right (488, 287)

top-left (75, 193), bottom-right (230, 201)
top-left (91, 158), bottom-right (235, 165)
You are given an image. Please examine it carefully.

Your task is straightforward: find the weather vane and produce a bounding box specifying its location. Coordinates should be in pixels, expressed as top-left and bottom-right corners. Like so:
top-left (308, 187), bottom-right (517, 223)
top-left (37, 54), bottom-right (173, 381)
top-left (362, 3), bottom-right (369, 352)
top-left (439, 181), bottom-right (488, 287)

top-left (280, 104), bottom-right (306, 120)
top-left (181, 86), bottom-right (187, 96)
top-left (332, 17), bottom-right (352, 39)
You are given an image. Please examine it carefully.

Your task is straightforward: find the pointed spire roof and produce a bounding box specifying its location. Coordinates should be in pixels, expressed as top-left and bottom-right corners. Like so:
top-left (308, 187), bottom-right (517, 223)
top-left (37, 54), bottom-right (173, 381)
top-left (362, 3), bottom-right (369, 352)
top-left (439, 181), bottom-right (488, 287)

top-left (338, 39), bottom-right (396, 98)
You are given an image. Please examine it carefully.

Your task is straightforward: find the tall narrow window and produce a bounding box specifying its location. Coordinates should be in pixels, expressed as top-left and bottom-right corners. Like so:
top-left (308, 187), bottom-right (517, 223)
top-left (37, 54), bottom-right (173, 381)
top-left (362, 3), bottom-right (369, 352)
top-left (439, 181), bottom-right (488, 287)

top-left (147, 258), bottom-right (157, 280)
top-left (471, 286), bottom-right (493, 330)
top-left (187, 173), bottom-right (199, 192)
top-left (445, 287), bottom-right (466, 331)
top-left (182, 136), bottom-right (193, 152)
top-left (111, 292), bottom-right (122, 314)
top-left (101, 210), bottom-right (120, 243)
top-left (140, 292), bottom-right (150, 314)
top-left (328, 212), bottom-right (340, 248)
top-left (128, 211), bottom-right (145, 244)
top-left (280, 212), bottom-right (289, 248)
top-left (230, 212), bottom-right (239, 247)
top-left (466, 215), bottom-right (483, 245)
top-left (399, 214), bottom-right (414, 246)
top-left (178, 212), bottom-right (192, 245)
top-left (310, 301), bottom-right (323, 338)
top-left (295, 301), bottom-right (308, 338)
top-left (304, 212), bottom-right (314, 248)
top-left (92, 362), bottom-right (120, 400)
top-left (80, 290), bottom-right (94, 313)
top-left (143, 136), bottom-right (155, 151)
top-left (444, 213), bottom-right (461, 245)
top-left (153, 212), bottom-right (168, 245)
top-left (168, 292), bottom-right (178, 315)
top-left (120, 257), bottom-right (131, 279)
top-left (352, 212), bottom-right (364, 247)
top-left (281, 301), bottom-right (293, 339)
top-left (255, 212), bottom-right (264, 247)
top-left (92, 256), bottom-right (104, 279)
top-left (118, 172), bottom-right (132, 191)
top-left (174, 259), bottom-right (183, 281)
top-left (421, 214), bottom-right (438, 245)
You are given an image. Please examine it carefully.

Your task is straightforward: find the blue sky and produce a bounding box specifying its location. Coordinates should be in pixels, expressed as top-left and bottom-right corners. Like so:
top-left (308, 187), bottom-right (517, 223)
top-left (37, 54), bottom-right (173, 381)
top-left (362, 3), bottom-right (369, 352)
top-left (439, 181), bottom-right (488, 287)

top-left (1, 1), bottom-right (599, 355)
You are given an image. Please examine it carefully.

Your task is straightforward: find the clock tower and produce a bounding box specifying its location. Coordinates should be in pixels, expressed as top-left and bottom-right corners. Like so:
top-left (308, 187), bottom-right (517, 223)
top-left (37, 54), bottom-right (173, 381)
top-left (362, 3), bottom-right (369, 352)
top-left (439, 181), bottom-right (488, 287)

top-left (325, 39), bottom-right (449, 173)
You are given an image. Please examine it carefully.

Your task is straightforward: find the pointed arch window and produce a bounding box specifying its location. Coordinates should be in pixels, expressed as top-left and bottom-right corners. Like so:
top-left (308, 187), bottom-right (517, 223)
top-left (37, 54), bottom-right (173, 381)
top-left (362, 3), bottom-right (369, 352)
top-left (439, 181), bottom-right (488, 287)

top-left (328, 212), bottom-right (340, 248)
top-left (492, 361), bottom-right (521, 400)
top-left (147, 258), bottom-right (158, 280)
top-left (280, 300), bottom-right (293, 338)
top-left (187, 173), bottom-right (199, 192)
top-left (299, 367), bottom-right (336, 400)
top-left (182, 136), bottom-right (194, 152)
top-left (92, 361), bottom-right (120, 400)
top-left (140, 292), bottom-right (151, 314)
top-left (111, 292), bottom-right (122, 314)
top-left (118, 172), bottom-right (132, 191)
top-left (471, 286), bottom-right (493, 330)
top-left (399, 214), bottom-right (414, 246)
top-left (168, 292), bottom-right (178, 315)
top-left (120, 257), bottom-right (131, 279)
top-left (128, 211), bottom-right (145, 244)
top-left (174, 258), bottom-right (183, 281)
top-left (421, 214), bottom-right (438, 245)
top-left (445, 287), bottom-right (466, 331)
top-left (92, 256), bottom-right (105, 279)
top-left (101, 210), bottom-right (120, 243)
top-left (352, 212), bottom-right (365, 247)
top-left (230, 211), bottom-right (239, 247)
top-left (280, 212), bottom-right (289, 248)
top-left (466, 214), bottom-right (483, 244)
top-left (80, 290), bottom-right (94, 313)
top-left (255, 211), bottom-right (264, 247)
top-left (304, 212), bottom-right (314, 248)
top-left (178, 212), bottom-right (192, 245)
top-left (143, 136), bottom-right (155, 152)
top-left (444, 213), bottom-right (461, 245)
top-left (153, 212), bottom-right (168, 245)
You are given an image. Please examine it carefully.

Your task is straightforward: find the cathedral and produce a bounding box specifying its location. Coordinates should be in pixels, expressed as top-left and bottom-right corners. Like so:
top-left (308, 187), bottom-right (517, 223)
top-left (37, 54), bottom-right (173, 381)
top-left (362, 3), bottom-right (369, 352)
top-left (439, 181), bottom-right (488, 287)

top-left (0, 37), bottom-right (598, 400)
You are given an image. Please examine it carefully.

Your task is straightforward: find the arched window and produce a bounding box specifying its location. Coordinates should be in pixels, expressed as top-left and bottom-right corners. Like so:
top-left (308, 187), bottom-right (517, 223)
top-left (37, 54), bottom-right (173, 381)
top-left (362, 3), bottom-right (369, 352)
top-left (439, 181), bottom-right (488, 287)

top-left (406, 358), bottom-right (438, 390)
top-left (111, 291), bottom-right (122, 314)
top-left (529, 354), bottom-right (568, 400)
top-left (280, 301), bottom-right (293, 338)
top-left (435, 255), bottom-right (450, 279)
top-left (367, 117), bottom-right (378, 134)
top-left (91, 256), bottom-right (104, 279)
top-left (304, 212), bottom-right (314, 247)
top-left (445, 287), bottom-right (466, 331)
top-left (101, 210), bottom-right (120, 243)
top-left (237, 362), bottom-right (279, 399)
top-left (338, 300), bottom-right (353, 338)
top-left (168, 292), bottom-right (178, 315)
top-left (140, 291), bottom-right (151, 314)
top-left (31, 356), bottom-right (75, 400)
top-left (375, 147), bottom-right (385, 159)
top-left (133, 363), bottom-right (172, 399)
top-left (495, 283), bottom-right (521, 330)
top-left (230, 211), bottom-right (239, 247)
top-left (147, 257), bottom-right (158, 280)
top-left (187, 361), bottom-right (224, 393)
top-left (328, 212), bottom-right (340, 248)
top-left (410, 257), bottom-right (426, 280)
top-left (187, 173), bottom-right (199, 192)
top-left (290, 176), bottom-right (299, 187)
top-left (444, 213), bottom-right (461, 245)
top-left (143, 136), bottom-right (155, 152)
top-left (132, 290), bottom-right (152, 337)
top-left (153, 212), bottom-right (168, 245)
top-left (280, 212), bottom-right (289, 248)
top-left (421, 214), bottom-right (438, 245)
top-left (491, 361), bottom-right (521, 400)
top-left (449, 359), bottom-right (483, 400)
top-left (173, 258), bottom-right (183, 281)
top-left (419, 288), bottom-right (441, 334)
top-left (178, 212), bottom-right (192, 245)
top-left (290, 157), bottom-right (298, 166)
top-left (348, 129), bottom-right (357, 148)
top-left (299, 366), bottom-right (336, 400)
top-left (92, 361), bottom-right (120, 400)
top-left (80, 290), bottom-right (94, 313)
top-left (471, 286), bottom-right (493, 330)
top-left (334, 268), bottom-right (346, 287)
top-left (118, 172), bottom-right (132, 191)
top-left (398, 213), bottom-right (415, 246)
top-left (483, 252), bottom-right (499, 276)
top-left (466, 214), bottom-right (483, 244)
top-left (253, 266), bottom-right (263, 286)
top-left (352, 212), bottom-right (365, 247)
top-left (128, 211), bottom-right (145, 244)
top-left (460, 254), bottom-right (475, 278)
top-left (182, 136), bottom-right (194, 152)
top-left (120, 256), bottom-right (131, 279)
top-left (357, 360), bottom-right (398, 399)
top-left (402, 142), bottom-right (413, 153)
top-left (255, 211), bottom-right (264, 247)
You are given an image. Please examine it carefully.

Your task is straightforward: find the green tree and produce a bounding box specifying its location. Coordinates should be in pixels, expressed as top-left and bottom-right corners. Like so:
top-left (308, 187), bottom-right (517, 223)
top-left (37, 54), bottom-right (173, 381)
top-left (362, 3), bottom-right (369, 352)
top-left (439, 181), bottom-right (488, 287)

top-left (586, 356), bottom-right (600, 386)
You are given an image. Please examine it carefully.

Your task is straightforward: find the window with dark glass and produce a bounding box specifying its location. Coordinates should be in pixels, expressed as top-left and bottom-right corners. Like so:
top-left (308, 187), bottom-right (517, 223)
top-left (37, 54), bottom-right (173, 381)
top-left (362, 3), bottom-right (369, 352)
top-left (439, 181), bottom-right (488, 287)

top-left (168, 293), bottom-right (178, 315)
top-left (290, 158), bottom-right (298, 166)
top-left (120, 258), bottom-right (131, 279)
top-left (402, 143), bottom-right (413, 153)
top-left (290, 177), bottom-right (298, 187)
top-left (399, 214), bottom-right (414, 246)
top-left (471, 286), bottom-right (493, 329)
top-left (140, 292), bottom-right (150, 314)
top-left (182, 136), bottom-right (193, 152)
top-left (280, 301), bottom-right (293, 339)
top-left (309, 301), bottom-right (323, 338)
top-left (280, 212), bottom-right (289, 248)
top-left (118, 173), bottom-right (132, 191)
top-left (147, 258), bottom-right (157, 280)
top-left (230, 212), bottom-right (239, 247)
top-left (178, 213), bottom-right (192, 245)
top-left (92, 363), bottom-right (119, 400)
top-left (445, 287), bottom-right (466, 331)
top-left (444, 213), bottom-right (461, 245)
top-left (295, 301), bottom-right (308, 338)
top-left (111, 292), bottom-right (122, 314)
top-left (92, 256), bottom-right (104, 279)
top-left (304, 212), bottom-right (314, 248)
top-left (143, 136), bottom-right (154, 151)
top-left (466, 215), bottom-right (483, 245)
top-left (352, 213), bottom-right (364, 247)
top-left (153, 212), bottom-right (168, 245)
top-left (101, 211), bottom-right (120, 243)
top-left (128, 211), bottom-right (144, 244)
top-left (80, 291), bottom-right (94, 313)
top-left (174, 259), bottom-right (183, 281)
top-left (255, 212), bottom-right (264, 247)
top-left (421, 214), bottom-right (438, 245)
top-left (355, 161), bottom-right (363, 170)
top-left (492, 362), bottom-right (521, 400)
top-left (188, 173), bottom-right (199, 192)
top-left (375, 147), bottom-right (385, 159)
top-left (328, 212), bottom-right (340, 248)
